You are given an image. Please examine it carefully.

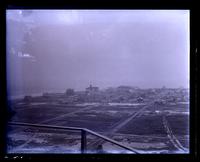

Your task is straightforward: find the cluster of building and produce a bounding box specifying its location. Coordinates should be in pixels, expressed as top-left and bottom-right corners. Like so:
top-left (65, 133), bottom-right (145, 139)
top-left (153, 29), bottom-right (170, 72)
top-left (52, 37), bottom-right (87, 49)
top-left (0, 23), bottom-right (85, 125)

top-left (22, 84), bottom-right (189, 105)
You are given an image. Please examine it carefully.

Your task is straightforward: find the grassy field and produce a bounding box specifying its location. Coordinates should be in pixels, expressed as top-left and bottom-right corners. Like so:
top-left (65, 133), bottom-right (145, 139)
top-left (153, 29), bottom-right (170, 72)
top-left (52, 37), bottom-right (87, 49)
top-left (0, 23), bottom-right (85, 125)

top-left (118, 114), bottom-right (167, 136)
top-left (166, 114), bottom-right (189, 135)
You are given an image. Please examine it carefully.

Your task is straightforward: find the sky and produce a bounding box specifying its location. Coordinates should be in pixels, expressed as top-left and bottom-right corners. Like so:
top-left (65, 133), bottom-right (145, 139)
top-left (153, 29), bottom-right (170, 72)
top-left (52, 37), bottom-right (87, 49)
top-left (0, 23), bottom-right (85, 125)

top-left (6, 10), bottom-right (189, 95)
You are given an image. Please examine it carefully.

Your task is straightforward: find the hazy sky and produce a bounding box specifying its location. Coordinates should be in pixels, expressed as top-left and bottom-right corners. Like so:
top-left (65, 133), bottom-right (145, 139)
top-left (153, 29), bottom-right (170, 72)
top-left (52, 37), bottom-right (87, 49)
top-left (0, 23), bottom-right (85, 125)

top-left (6, 10), bottom-right (189, 95)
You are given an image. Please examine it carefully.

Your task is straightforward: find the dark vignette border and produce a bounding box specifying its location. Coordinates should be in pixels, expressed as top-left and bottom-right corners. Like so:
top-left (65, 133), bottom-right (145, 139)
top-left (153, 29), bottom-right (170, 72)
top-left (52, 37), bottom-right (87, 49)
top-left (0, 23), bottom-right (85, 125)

top-left (0, 0), bottom-right (198, 162)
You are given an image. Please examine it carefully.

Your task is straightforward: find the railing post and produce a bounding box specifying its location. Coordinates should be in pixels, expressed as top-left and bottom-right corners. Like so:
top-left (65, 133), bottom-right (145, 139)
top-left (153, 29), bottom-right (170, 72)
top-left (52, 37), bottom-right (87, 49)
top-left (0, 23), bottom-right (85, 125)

top-left (8, 122), bottom-right (139, 153)
top-left (81, 129), bottom-right (87, 153)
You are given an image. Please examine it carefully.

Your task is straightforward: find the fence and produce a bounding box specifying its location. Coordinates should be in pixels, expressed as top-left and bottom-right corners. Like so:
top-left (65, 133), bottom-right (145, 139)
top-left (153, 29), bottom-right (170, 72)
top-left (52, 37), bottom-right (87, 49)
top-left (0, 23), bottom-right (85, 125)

top-left (8, 122), bottom-right (139, 154)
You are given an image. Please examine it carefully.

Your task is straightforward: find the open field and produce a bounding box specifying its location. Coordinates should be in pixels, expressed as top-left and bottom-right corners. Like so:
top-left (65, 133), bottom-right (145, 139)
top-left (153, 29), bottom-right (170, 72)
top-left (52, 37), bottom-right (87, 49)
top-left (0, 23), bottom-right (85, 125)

top-left (166, 114), bottom-right (189, 135)
top-left (7, 98), bottom-right (189, 154)
top-left (118, 114), bottom-right (167, 136)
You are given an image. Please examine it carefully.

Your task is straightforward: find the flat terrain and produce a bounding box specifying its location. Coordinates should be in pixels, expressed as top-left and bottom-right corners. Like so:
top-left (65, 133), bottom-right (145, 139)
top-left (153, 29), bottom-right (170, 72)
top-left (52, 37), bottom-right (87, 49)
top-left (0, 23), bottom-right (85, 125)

top-left (7, 98), bottom-right (189, 154)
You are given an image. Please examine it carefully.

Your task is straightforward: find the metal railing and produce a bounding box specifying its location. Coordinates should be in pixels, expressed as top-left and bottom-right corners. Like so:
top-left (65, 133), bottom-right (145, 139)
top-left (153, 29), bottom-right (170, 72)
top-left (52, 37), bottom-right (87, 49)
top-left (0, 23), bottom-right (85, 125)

top-left (8, 122), bottom-right (139, 154)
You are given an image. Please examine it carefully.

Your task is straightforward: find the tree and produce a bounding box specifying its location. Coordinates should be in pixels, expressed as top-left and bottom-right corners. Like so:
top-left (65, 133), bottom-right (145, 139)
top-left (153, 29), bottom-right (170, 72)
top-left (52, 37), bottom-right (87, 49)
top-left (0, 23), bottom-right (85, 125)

top-left (66, 88), bottom-right (75, 96)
